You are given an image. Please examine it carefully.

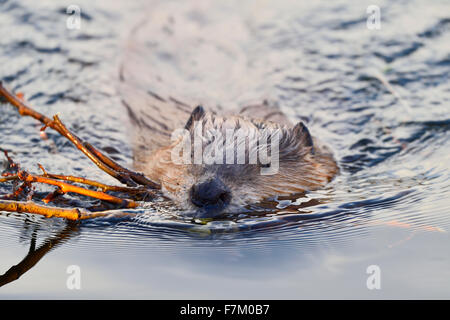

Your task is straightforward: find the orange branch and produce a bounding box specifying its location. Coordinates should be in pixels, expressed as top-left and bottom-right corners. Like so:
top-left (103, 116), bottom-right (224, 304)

top-left (37, 164), bottom-right (153, 195)
top-left (0, 199), bottom-right (84, 220)
top-left (17, 170), bottom-right (139, 208)
top-left (0, 199), bottom-right (134, 220)
top-left (0, 81), bottom-right (160, 189)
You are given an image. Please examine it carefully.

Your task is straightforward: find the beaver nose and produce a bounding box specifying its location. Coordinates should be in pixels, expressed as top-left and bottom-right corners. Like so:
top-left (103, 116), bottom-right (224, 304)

top-left (190, 178), bottom-right (231, 212)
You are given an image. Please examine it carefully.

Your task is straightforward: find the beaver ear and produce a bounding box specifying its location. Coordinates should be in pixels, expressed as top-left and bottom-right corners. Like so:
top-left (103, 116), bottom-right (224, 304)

top-left (292, 122), bottom-right (314, 150)
top-left (185, 105), bottom-right (205, 129)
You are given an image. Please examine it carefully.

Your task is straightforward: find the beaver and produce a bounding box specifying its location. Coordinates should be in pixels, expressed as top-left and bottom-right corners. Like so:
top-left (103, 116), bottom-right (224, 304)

top-left (119, 3), bottom-right (339, 217)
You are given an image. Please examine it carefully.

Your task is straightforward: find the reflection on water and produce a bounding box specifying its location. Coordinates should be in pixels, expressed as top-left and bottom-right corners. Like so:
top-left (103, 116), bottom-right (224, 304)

top-left (1, 0), bottom-right (450, 298)
top-left (0, 222), bottom-right (78, 288)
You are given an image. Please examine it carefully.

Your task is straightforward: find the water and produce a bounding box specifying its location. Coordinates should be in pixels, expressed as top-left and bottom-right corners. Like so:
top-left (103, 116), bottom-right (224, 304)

top-left (0, 0), bottom-right (450, 298)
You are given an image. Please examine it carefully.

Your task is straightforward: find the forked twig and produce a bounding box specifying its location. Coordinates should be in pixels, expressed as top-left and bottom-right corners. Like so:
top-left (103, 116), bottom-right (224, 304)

top-left (0, 81), bottom-right (159, 189)
top-left (0, 199), bottom-right (133, 220)
top-left (37, 164), bottom-right (152, 195)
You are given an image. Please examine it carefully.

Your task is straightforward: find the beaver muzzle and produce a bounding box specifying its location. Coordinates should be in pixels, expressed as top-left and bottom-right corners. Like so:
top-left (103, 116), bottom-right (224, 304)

top-left (189, 178), bottom-right (231, 218)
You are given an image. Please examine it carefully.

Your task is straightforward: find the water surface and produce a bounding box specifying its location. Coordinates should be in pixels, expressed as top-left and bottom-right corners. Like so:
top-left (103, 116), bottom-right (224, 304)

top-left (0, 0), bottom-right (449, 298)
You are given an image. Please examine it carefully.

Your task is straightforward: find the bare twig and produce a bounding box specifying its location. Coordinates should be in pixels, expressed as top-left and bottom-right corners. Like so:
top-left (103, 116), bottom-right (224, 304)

top-left (0, 81), bottom-right (160, 189)
top-left (0, 199), bottom-right (135, 220)
top-left (0, 148), bottom-right (18, 171)
top-left (37, 164), bottom-right (152, 195)
top-left (0, 199), bottom-right (89, 220)
top-left (17, 170), bottom-right (139, 208)
top-left (0, 175), bottom-right (19, 183)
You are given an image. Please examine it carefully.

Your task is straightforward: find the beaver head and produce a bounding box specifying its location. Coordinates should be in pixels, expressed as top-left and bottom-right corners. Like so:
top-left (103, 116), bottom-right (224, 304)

top-left (144, 106), bottom-right (338, 218)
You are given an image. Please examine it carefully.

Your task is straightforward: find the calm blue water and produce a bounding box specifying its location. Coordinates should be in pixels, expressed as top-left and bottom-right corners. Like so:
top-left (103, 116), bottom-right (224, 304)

top-left (0, 0), bottom-right (449, 298)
